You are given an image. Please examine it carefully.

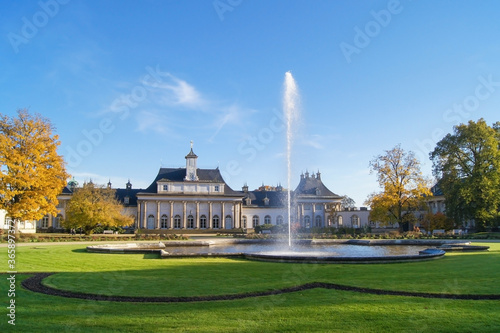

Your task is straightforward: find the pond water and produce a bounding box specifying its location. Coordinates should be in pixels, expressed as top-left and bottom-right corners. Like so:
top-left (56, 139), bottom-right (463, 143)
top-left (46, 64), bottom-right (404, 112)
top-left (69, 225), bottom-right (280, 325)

top-left (163, 243), bottom-right (431, 257)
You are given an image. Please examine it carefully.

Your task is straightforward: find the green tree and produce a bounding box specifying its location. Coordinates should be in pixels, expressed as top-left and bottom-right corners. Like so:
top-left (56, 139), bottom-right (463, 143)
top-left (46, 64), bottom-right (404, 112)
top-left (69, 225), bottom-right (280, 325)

top-left (430, 119), bottom-right (500, 231)
top-left (63, 182), bottom-right (133, 234)
top-left (0, 109), bottom-right (69, 222)
top-left (422, 212), bottom-right (455, 232)
top-left (365, 144), bottom-right (432, 230)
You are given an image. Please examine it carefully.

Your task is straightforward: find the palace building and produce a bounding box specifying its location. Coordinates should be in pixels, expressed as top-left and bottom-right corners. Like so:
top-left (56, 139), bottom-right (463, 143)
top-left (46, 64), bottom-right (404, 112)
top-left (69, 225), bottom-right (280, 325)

top-left (1, 144), bottom-right (374, 232)
top-left (133, 144), bottom-right (345, 231)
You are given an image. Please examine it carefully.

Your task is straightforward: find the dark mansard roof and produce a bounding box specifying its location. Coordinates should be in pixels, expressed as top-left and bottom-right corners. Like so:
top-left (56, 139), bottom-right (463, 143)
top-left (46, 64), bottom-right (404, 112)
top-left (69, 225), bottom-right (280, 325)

top-left (242, 190), bottom-right (287, 207)
top-left (293, 173), bottom-right (341, 197)
top-left (115, 188), bottom-right (142, 206)
top-left (141, 167), bottom-right (242, 196)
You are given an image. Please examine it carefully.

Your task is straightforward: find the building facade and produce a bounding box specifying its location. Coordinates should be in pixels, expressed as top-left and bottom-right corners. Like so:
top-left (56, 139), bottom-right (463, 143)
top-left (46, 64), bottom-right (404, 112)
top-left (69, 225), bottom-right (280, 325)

top-left (27, 145), bottom-right (377, 232)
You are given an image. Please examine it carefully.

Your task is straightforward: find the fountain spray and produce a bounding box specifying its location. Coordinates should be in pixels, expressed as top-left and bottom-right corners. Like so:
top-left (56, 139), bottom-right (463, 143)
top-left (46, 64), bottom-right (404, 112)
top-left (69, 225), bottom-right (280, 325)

top-left (283, 71), bottom-right (299, 248)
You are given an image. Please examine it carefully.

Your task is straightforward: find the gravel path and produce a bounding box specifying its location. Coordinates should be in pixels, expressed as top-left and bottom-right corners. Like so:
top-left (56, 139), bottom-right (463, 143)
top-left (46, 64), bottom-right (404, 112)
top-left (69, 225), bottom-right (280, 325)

top-left (21, 273), bottom-right (500, 303)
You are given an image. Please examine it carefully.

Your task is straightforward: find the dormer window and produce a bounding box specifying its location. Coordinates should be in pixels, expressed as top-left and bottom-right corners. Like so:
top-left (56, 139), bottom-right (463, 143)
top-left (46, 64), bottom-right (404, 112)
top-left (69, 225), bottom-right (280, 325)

top-left (124, 196), bottom-right (130, 205)
top-left (315, 188), bottom-right (321, 195)
top-left (245, 197), bottom-right (252, 205)
top-left (263, 196), bottom-right (270, 206)
top-left (214, 185), bottom-right (220, 192)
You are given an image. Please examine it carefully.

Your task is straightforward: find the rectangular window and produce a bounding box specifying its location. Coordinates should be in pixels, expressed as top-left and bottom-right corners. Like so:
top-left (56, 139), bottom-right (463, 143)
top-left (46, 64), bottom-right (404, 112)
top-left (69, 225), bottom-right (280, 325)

top-left (214, 185), bottom-right (219, 192)
top-left (163, 185), bottom-right (168, 191)
top-left (124, 197), bottom-right (130, 204)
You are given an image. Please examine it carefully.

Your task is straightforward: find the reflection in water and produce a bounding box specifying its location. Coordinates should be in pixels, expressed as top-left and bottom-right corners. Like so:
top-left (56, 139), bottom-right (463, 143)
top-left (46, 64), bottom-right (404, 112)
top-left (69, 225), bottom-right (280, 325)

top-left (165, 244), bottom-right (429, 257)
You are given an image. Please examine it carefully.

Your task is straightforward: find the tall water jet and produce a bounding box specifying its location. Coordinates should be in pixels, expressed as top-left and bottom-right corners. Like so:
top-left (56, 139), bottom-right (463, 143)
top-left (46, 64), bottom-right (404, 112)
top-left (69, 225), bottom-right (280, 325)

top-left (283, 71), bottom-right (300, 248)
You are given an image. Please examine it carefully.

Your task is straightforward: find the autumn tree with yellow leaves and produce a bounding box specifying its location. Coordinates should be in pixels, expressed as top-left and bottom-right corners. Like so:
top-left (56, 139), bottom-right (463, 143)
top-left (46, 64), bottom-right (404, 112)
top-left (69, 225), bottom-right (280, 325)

top-left (365, 144), bottom-right (432, 231)
top-left (0, 109), bottom-right (69, 223)
top-left (63, 181), bottom-right (134, 234)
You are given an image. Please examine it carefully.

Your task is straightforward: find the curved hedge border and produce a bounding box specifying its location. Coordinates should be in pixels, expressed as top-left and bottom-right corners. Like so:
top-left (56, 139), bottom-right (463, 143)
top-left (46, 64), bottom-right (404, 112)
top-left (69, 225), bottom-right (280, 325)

top-left (22, 273), bottom-right (500, 303)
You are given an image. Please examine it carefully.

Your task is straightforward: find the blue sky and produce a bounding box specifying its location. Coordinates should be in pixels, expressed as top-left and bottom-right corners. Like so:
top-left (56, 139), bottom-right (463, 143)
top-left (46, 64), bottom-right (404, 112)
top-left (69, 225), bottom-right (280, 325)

top-left (2, 0), bottom-right (500, 206)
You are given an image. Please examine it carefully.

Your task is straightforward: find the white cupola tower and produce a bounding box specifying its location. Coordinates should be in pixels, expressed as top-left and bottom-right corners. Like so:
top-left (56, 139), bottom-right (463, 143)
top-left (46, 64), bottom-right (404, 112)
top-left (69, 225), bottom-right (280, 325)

top-left (185, 141), bottom-right (199, 181)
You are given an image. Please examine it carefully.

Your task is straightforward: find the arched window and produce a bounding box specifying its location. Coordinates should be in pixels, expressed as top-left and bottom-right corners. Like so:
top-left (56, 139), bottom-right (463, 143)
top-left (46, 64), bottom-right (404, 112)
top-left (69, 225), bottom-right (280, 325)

top-left (276, 215), bottom-right (284, 225)
top-left (351, 215), bottom-right (359, 228)
top-left (252, 215), bottom-right (259, 227)
top-left (337, 215), bottom-right (343, 226)
top-left (225, 215), bottom-right (232, 229)
top-left (213, 215), bottom-right (220, 229)
top-left (161, 214), bottom-right (168, 228)
top-left (174, 215), bottom-right (181, 229)
top-left (200, 215), bottom-right (207, 229)
top-left (304, 216), bottom-right (311, 229)
top-left (147, 215), bottom-right (155, 229)
top-left (264, 215), bottom-right (271, 225)
top-left (315, 215), bottom-right (322, 227)
top-left (242, 215), bottom-right (247, 228)
top-left (40, 215), bottom-right (49, 229)
top-left (187, 215), bottom-right (194, 229)
top-left (54, 214), bottom-right (63, 229)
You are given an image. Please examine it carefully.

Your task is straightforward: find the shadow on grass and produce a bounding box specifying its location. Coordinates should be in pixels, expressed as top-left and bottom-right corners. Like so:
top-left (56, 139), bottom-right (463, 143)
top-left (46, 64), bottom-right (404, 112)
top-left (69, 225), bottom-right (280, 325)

top-left (71, 248), bottom-right (88, 253)
top-left (143, 253), bottom-right (161, 259)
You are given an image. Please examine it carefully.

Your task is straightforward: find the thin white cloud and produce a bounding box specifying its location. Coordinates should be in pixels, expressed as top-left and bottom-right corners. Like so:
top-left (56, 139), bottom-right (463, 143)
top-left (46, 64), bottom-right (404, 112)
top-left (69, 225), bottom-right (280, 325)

top-left (143, 73), bottom-right (207, 109)
top-left (208, 103), bottom-right (257, 142)
top-left (102, 71), bottom-right (256, 140)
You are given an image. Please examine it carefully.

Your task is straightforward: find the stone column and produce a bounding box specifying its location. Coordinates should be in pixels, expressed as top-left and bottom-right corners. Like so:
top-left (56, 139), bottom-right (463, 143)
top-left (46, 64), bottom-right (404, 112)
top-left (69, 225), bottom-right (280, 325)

top-left (169, 201), bottom-right (174, 229)
top-left (234, 203), bottom-right (239, 228)
top-left (221, 202), bottom-right (225, 229)
top-left (208, 202), bottom-right (212, 229)
top-left (300, 204), bottom-right (304, 227)
top-left (143, 202), bottom-right (147, 229)
top-left (196, 202), bottom-right (200, 229)
top-left (182, 201), bottom-right (187, 229)
top-left (137, 201), bottom-right (141, 229)
top-left (323, 204), bottom-right (327, 227)
top-left (312, 204), bottom-right (316, 227)
top-left (155, 201), bottom-right (159, 229)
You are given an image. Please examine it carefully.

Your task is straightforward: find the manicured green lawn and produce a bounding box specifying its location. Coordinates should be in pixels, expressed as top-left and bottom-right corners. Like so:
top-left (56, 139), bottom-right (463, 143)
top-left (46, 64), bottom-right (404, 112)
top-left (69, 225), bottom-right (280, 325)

top-left (2, 243), bottom-right (499, 332)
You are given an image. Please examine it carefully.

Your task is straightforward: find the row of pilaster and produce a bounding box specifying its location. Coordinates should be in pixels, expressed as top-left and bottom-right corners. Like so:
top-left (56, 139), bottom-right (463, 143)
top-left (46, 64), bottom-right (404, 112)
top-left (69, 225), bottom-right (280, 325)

top-left (137, 200), bottom-right (242, 229)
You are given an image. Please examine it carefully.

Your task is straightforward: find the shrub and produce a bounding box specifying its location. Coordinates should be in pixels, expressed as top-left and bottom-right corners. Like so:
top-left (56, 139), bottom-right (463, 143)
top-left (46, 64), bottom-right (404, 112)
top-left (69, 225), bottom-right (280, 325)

top-left (255, 224), bottom-right (274, 234)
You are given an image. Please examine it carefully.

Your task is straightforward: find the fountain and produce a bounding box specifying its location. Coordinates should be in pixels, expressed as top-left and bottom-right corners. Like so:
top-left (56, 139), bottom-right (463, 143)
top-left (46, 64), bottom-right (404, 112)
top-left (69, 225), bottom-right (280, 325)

top-left (283, 71), bottom-right (299, 248)
top-left (87, 72), bottom-right (489, 263)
